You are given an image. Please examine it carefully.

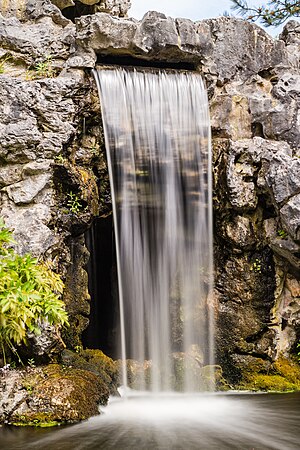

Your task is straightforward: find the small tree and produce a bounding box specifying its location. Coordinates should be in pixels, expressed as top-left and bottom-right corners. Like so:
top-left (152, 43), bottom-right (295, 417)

top-left (0, 219), bottom-right (69, 365)
top-left (231, 0), bottom-right (300, 26)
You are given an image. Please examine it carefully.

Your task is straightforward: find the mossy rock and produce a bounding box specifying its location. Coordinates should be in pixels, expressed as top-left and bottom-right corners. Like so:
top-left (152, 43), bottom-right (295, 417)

top-left (61, 348), bottom-right (119, 394)
top-left (273, 356), bottom-right (300, 385)
top-left (238, 374), bottom-right (299, 392)
top-left (236, 356), bottom-right (300, 392)
top-left (2, 364), bottom-right (109, 427)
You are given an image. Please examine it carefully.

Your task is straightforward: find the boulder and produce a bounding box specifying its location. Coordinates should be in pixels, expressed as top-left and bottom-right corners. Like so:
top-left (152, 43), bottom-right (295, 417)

top-left (0, 365), bottom-right (109, 425)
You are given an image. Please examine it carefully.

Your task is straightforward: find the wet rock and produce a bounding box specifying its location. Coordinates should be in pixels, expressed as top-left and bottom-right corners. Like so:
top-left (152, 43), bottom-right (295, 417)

top-left (224, 216), bottom-right (256, 249)
top-left (61, 349), bottom-right (119, 394)
top-left (0, 365), bottom-right (108, 425)
top-left (269, 237), bottom-right (300, 270)
top-left (236, 356), bottom-right (300, 391)
top-left (62, 236), bottom-right (91, 349)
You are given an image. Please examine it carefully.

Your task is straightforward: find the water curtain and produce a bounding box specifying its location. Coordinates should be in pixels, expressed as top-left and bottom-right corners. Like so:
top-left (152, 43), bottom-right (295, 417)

top-left (94, 67), bottom-right (214, 392)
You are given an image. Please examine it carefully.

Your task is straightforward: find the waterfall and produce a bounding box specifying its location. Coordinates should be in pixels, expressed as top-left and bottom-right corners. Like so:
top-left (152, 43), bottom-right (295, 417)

top-left (94, 67), bottom-right (214, 392)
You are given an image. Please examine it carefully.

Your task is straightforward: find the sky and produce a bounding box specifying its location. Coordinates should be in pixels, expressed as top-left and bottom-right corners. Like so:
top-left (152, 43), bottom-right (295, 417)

top-left (129, 0), bottom-right (283, 36)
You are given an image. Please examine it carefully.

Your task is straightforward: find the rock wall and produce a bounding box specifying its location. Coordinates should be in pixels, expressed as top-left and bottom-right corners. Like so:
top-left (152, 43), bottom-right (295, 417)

top-left (0, 0), bottom-right (299, 385)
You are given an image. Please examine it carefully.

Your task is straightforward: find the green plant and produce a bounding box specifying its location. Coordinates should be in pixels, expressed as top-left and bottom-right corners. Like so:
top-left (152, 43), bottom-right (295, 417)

top-left (231, 0), bottom-right (300, 26)
top-left (0, 55), bottom-right (11, 74)
top-left (25, 56), bottom-right (55, 80)
top-left (250, 258), bottom-right (262, 273)
top-left (54, 155), bottom-right (66, 164)
top-left (27, 358), bottom-right (36, 368)
top-left (35, 56), bottom-right (54, 78)
top-left (278, 229), bottom-right (288, 239)
top-left (67, 191), bottom-right (82, 214)
top-left (0, 219), bottom-right (69, 366)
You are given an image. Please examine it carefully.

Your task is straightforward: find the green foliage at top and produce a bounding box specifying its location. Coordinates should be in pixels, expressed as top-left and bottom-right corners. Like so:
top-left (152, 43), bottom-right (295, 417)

top-left (0, 219), bottom-right (68, 364)
top-left (231, 0), bottom-right (300, 26)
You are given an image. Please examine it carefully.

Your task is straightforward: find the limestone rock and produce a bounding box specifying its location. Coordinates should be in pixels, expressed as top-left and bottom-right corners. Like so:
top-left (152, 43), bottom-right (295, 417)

top-left (0, 202), bottom-right (56, 256)
top-left (0, 0), bottom-right (71, 26)
top-left (202, 17), bottom-right (287, 82)
top-left (75, 11), bottom-right (205, 64)
top-left (280, 194), bottom-right (300, 241)
top-left (5, 173), bottom-right (51, 205)
top-left (97, 0), bottom-right (131, 17)
top-left (280, 20), bottom-right (300, 45)
top-left (0, 15), bottom-right (75, 66)
top-left (75, 12), bottom-right (137, 59)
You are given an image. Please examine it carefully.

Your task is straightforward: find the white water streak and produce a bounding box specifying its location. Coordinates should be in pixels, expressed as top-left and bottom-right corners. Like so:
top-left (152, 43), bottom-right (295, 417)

top-left (94, 68), bottom-right (214, 392)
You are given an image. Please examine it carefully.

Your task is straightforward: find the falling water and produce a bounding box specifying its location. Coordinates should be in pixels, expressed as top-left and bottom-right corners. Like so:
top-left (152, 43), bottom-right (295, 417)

top-left (94, 67), bottom-right (214, 392)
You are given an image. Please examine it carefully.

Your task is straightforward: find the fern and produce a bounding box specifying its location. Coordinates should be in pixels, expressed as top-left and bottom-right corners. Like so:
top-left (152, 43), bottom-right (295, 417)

top-left (0, 220), bottom-right (69, 365)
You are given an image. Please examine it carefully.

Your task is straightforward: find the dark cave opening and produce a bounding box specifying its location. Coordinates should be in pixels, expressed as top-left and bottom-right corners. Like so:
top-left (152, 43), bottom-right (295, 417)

top-left (61, 2), bottom-right (94, 22)
top-left (96, 55), bottom-right (197, 71)
top-left (82, 215), bottom-right (119, 358)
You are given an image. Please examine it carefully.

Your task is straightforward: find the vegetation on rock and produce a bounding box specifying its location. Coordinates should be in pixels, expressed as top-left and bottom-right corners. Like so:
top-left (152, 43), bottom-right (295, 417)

top-left (0, 219), bottom-right (68, 365)
top-left (231, 0), bottom-right (300, 26)
top-left (60, 348), bottom-right (119, 395)
top-left (237, 356), bottom-right (300, 391)
top-left (1, 364), bottom-right (106, 426)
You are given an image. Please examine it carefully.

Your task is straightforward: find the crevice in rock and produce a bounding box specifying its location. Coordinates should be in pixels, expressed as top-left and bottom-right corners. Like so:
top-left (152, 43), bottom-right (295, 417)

top-left (251, 122), bottom-right (265, 138)
top-left (96, 55), bottom-right (197, 71)
top-left (245, 326), bottom-right (270, 344)
top-left (258, 67), bottom-right (278, 85)
top-left (82, 216), bottom-right (118, 359)
top-left (259, 196), bottom-right (277, 219)
top-left (235, 349), bottom-right (272, 361)
top-left (61, 2), bottom-right (95, 22)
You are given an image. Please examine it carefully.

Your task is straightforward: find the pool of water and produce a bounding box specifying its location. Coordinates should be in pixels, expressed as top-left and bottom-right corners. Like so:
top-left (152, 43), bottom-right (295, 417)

top-left (1, 392), bottom-right (299, 450)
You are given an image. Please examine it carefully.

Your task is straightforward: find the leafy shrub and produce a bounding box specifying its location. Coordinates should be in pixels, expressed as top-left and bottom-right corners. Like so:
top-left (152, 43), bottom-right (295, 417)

top-left (0, 219), bottom-right (68, 364)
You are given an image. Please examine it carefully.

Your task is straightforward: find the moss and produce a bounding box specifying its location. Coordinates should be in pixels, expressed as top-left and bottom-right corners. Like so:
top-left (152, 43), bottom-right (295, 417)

top-left (81, 349), bottom-right (119, 393)
top-left (236, 356), bottom-right (300, 392)
top-left (274, 356), bottom-right (300, 384)
top-left (238, 374), bottom-right (298, 392)
top-left (61, 349), bottom-right (119, 395)
top-left (8, 363), bottom-right (109, 427)
top-left (12, 416), bottom-right (60, 428)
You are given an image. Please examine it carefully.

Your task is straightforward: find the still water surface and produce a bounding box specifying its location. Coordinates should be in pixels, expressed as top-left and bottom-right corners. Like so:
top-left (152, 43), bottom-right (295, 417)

top-left (1, 392), bottom-right (299, 450)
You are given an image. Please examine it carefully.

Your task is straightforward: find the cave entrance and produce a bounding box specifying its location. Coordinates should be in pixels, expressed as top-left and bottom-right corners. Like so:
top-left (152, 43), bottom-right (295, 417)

top-left (61, 2), bottom-right (95, 22)
top-left (82, 215), bottom-right (119, 358)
